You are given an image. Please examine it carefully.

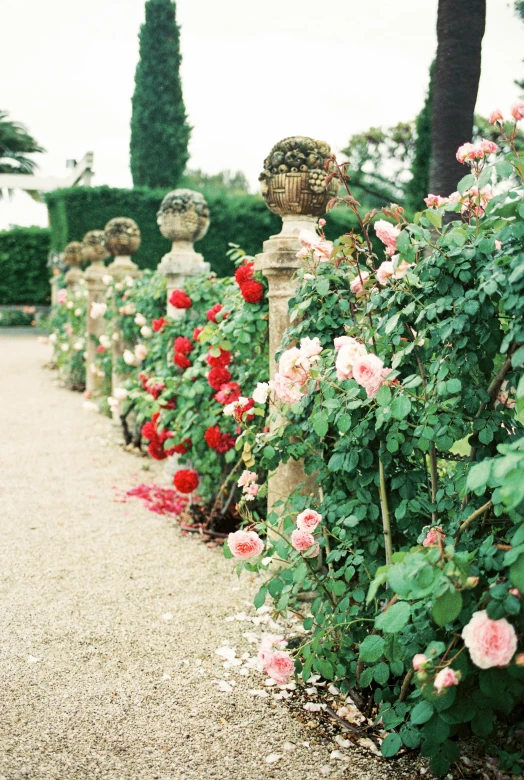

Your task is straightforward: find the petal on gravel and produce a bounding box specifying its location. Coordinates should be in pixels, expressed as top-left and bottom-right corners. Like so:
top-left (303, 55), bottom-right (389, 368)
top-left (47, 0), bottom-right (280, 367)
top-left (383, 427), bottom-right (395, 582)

top-left (249, 689), bottom-right (269, 697)
top-left (265, 754), bottom-right (282, 764)
top-left (282, 742), bottom-right (295, 751)
top-left (303, 702), bottom-right (324, 712)
top-left (215, 646), bottom-right (237, 662)
top-left (27, 655), bottom-right (40, 663)
top-left (216, 680), bottom-right (233, 693)
top-left (330, 750), bottom-right (348, 761)
top-left (161, 613), bottom-right (173, 621)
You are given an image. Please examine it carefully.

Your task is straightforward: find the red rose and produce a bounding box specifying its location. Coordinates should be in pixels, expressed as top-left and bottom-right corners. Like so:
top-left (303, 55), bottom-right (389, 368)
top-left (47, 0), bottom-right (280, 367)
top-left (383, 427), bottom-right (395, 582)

top-left (152, 317), bottom-right (168, 332)
top-left (204, 426), bottom-right (236, 453)
top-left (174, 336), bottom-right (194, 355)
top-left (206, 349), bottom-right (231, 368)
top-left (234, 397), bottom-right (255, 422)
top-left (174, 469), bottom-right (199, 494)
top-left (240, 280), bottom-right (264, 304)
top-left (193, 326), bottom-right (204, 341)
top-left (141, 421), bottom-right (156, 440)
top-left (207, 303), bottom-right (226, 323)
top-left (207, 366), bottom-right (232, 390)
top-left (174, 352), bottom-right (192, 369)
top-left (161, 398), bottom-right (177, 410)
top-left (169, 437), bottom-right (191, 455)
top-left (148, 440), bottom-right (168, 461)
top-left (169, 290), bottom-right (192, 309)
top-left (146, 380), bottom-right (166, 400)
top-left (234, 262), bottom-right (254, 287)
top-left (214, 382), bottom-right (242, 405)
top-left (97, 345), bottom-right (105, 353)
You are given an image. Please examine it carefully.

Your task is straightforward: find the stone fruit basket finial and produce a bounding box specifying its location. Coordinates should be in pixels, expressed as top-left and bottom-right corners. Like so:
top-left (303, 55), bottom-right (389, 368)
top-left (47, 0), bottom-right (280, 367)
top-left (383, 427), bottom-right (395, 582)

top-left (82, 230), bottom-right (109, 265)
top-left (63, 241), bottom-right (84, 267)
top-left (259, 136), bottom-right (338, 217)
top-left (157, 188), bottom-right (210, 245)
top-left (104, 217), bottom-right (141, 257)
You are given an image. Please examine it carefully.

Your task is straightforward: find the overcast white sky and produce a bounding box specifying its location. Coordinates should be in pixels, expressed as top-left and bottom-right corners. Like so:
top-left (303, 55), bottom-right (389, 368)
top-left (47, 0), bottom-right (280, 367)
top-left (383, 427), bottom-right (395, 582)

top-left (1, 0), bottom-right (523, 229)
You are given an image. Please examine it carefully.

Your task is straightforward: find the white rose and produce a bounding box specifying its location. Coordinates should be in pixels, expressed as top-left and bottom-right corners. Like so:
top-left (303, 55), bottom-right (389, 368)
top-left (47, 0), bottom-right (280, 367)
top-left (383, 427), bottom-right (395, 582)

top-left (140, 326), bottom-right (152, 339)
top-left (134, 313), bottom-right (147, 327)
top-left (114, 387), bottom-right (128, 401)
top-left (252, 382), bottom-right (270, 404)
top-left (123, 349), bottom-right (137, 366)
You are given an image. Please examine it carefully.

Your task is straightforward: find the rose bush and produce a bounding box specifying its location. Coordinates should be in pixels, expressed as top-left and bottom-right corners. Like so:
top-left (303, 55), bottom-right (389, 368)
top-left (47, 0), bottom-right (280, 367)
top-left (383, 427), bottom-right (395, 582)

top-left (46, 280), bottom-right (87, 390)
top-left (226, 114), bottom-right (524, 775)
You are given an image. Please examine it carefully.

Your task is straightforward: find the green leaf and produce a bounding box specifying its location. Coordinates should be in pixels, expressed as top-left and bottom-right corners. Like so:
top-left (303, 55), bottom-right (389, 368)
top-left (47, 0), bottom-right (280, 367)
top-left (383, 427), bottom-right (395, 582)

top-left (457, 173), bottom-right (476, 194)
top-left (446, 378), bottom-right (461, 394)
top-left (253, 585), bottom-right (267, 609)
top-left (432, 589), bottom-right (463, 627)
top-left (391, 395), bottom-right (411, 420)
top-left (223, 541), bottom-right (233, 559)
top-left (430, 753), bottom-right (450, 777)
top-left (381, 733), bottom-right (402, 758)
top-left (315, 657), bottom-right (334, 680)
top-left (512, 346), bottom-right (524, 368)
top-left (375, 601), bottom-right (411, 633)
top-left (359, 634), bottom-right (385, 662)
top-left (373, 662), bottom-right (390, 685)
top-left (316, 277), bottom-right (330, 296)
top-left (426, 209), bottom-right (442, 228)
top-left (312, 411), bottom-right (329, 438)
top-left (400, 724), bottom-right (421, 748)
top-left (411, 700), bottom-right (435, 725)
top-left (327, 452), bottom-right (345, 472)
top-left (375, 385), bottom-right (392, 407)
top-left (466, 460), bottom-right (492, 493)
top-left (396, 230), bottom-right (410, 254)
top-left (292, 562), bottom-right (308, 583)
top-left (510, 553), bottom-right (524, 592)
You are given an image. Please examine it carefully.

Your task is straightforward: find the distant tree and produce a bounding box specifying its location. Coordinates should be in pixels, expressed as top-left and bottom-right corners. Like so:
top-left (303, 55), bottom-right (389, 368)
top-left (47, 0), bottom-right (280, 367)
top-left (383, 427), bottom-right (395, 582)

top-left (130, 0), bottom-right (191, 188)
top-left (405, 62), bottom-right (435, 213)
top-left (515, 0), bottom-right (524, 92)
top-left (0, 110), bottom-right (43, 175)
top-left (181, 169), bottom-right (251, 195)
top-left (429, 0), bottom-right (486, 196)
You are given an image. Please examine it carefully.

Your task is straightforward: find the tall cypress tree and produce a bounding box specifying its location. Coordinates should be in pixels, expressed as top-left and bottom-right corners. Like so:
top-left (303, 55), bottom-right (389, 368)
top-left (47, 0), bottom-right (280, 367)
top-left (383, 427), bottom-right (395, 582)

top-left (130, 0), bottom-right (191, 188)
top-left (405, 62), bottom-right (435, 213)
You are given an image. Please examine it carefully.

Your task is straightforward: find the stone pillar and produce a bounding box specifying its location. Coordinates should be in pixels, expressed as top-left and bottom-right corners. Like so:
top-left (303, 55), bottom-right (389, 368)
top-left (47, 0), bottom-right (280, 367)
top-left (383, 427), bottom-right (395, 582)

top-left (50, 273), bottom-right (59, 305)
top-left (63, 242), bottom-right (84, 289)
top-left (156, 189), bottom-right (210, 318)
top-left (104, 217), bottom-right (141, 396)
top-left (83, 230), bottom-right (110, 395)
top-left (255, 136), bottom-right (338, 520)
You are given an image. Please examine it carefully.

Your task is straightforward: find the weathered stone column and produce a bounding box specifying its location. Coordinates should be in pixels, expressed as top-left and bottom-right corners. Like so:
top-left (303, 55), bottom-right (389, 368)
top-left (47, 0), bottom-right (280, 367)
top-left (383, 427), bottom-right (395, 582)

top-left (83, 230), bottom-right (110, 395)
top-left (104, 217), bottom-right (141, 396)
top-left (50, 272), bottom-right (59, 305)
top-left (156, 189), bottom-right (210, 318)
top-left (255, 136), bottom-right (338, 520)
top-left (63, 242), bottom-right (84, 289)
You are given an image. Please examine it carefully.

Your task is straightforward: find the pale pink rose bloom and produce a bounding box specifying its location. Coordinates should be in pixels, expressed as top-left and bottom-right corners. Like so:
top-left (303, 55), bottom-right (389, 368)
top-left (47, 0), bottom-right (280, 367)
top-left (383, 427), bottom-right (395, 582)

top-left (298, 229), bottom-right (319, 248)
top-left (374, 219), bottom-right (400, 251)
top-left (509, 588), bottom-right (521, 598)
top-left (123, 349), bottom-right (137, 366)
top-left (489, 109), bottom-right (504, 124)
top-left (265, 650), bottom-right (295, 684)
top-left (57, 289), bottom-right (67, 305)
top-left (258, 635), bottom-right (286, 668)
top-left (296, 508), bottom-right (322, 532)
top-left (291, 528), bottom-right (316, 552)
top-left (480, 139), bottom-right (498, 155)
top-left (238, 470), bottom-right (257, 488)
top-left (134, 344), bottom-right (148, 362)
top-left (495, 240), bottom-right (502, 251)
top-left (303, 273), bottom-right (315, 281)
top-left (64, 323), bottom-right (73, 337)
top-left (422, 526), bottom-right (445, 547)
top-left (296, 246), bottom-right (310, 260)
top-left (376, 260), bottom-right (394, 286)
top-left (448, 191), bottom-right (461, 202)
top-left (364, 366), bottom-right (391, 399)
top-left (350, 270), bottom-right (370, 293)
top-left (334, 335), bottom-right (365, 353)
top-left (424, 194), bottom-right (448, 208)
top-left (456, 142), bottom-right (475, 163)
top-left (134, 313), bottom-right (147, 327)
top-left (318, 218), bottom-right (326, 227)
top-left (252, 382), bottom-right (269, 404)
top-left (412, 654), bottom-right (428, 671)
top-left (434, 667), bottom-right (460, 693)
top-left (393, 259), bottom-right (412, 280)
top-left (244, 483), bottom-right (259, 501)
top-left (297, 230), bottom-right (333, 261)
top-left (90, 301), bottom-right (107, 319)
top-left (352, 353), bottom-right (384, 393)
top-left (462, 610), bottom-right (517, 669)
top-left (114, 387), bottom-right (128, 401)
top-left (269, 374), bottom-right (303, 404)
top-left (511, 102), bottom-right (524, 121)
top-left (278, 347), bottom-right (309, 383)
top-left (300, 337), bottom-right (323, 359)
top-left (304, 542), bottom-right (320, 558)
top-left (228, 530), bottom-right (264, 560)
top-left (335, 340), bottom-right (368, 381)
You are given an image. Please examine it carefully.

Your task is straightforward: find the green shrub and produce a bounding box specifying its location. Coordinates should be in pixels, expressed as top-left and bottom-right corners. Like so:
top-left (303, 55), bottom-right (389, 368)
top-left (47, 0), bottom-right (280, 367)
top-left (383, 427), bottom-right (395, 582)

top-left (44, 185), bottom-right (358, 277)
top-left (0, 226), bottom-right (50, 304)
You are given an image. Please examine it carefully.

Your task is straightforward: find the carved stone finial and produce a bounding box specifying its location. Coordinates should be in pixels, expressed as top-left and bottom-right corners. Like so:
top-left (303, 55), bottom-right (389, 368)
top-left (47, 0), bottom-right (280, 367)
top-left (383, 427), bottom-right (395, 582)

top-left (157, 188), bottom-right (210, 244)
top-left (104, 217), bottom-right (141, 257)
top-left (259, 136), bottom-right (338, 217)
top-left (82, 230), bottom-right (109, 265)
top-left (63, 241), bottom-right (84, 268)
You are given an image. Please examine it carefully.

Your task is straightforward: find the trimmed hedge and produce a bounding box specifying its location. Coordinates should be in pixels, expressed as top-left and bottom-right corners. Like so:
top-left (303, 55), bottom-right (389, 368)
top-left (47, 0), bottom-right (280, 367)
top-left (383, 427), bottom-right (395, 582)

top-left (45, 185), bottom-right (359, 277)
top-left (0, 227), bottom-right (51, 304)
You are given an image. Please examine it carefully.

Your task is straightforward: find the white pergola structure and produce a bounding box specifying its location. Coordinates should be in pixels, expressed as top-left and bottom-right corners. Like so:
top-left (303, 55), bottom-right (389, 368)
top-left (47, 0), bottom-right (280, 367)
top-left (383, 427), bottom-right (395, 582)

top-left (0, 151), bottom-right (94, 195)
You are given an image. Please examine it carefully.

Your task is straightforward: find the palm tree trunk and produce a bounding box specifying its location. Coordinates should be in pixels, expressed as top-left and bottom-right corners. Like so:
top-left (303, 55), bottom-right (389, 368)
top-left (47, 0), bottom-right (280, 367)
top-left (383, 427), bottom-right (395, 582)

top-left (429, 0), bottom-right (486, 196)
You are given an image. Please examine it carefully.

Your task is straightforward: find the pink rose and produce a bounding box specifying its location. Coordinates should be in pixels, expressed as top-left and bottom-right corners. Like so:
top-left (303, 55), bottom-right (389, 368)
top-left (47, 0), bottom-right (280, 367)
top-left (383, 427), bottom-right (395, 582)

top-left (350, 270), bottom-right (370, 293)
top-left (412, 654), bottom-right (428, 671)
top-left (509, 588), bottom-right (521, 598)
top-left (352, 353), bottom-right (384, 393)
top-left (278, 347), bottom-right (309, 383)
top-left (318, 218), bottom-right (326, 227)
top-left (244, 483), bottom-right (259, 501)
top-left (296, 508), bottom-right (322, 532)
top-left (334, 335), bottom-right (363, 352)
top-left (265, 650), bottom-right (295, 684)
top-left (422, 526), bottom-right (445, 547)
top-left (374, 219), bottom-right (400, 251)
top-left (448, 191), bottom-right (461, 202)
top-left (434, 667), bottom-right (460, 693)
top-left (228, 530), bottom-right (264, 559)
top-left (393, 258), bottom-right (412, 280)
top-left (511, 102), bottom-right (524, 121)
top-left (462, 610), bottom-right (517, 669)
top-left (258, 635), bottom-right (286, 668)
top-left (335, 338), bottom-right (367, 381)
top-left (480, 138), bottom-right (498, 155)
top-left (495, 240), bottom-right (502, 251)
top-left (456, 142), bottom-right (483, 163)
top-left (297, 230), bottom-right (333, 261)
top-left (489, 109), bottom-right (503, 124)
top-left (238, 470), bottom-right (257, 488)
top-left (269, 373), bottom-right (303, 404)
top-left (424, 194), bottom-right (448, 208)
top-left (291, 528), bottom-right (316, 552)
top-left (364, 367), bottom-right (391, 399)
top-left (299, 337), bottom-right (322, 359)
top-left (376, 260), bottom-right (394, 286)
top-left (57, 289), bottom-right (67, 305)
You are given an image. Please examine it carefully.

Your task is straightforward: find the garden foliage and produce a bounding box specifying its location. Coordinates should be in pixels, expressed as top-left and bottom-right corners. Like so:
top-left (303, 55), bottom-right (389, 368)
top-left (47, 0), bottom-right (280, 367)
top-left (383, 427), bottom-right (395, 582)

top-left (0, 226), bottom-right (50, 304)
top-left (47, 280), bottom-right (87, 390)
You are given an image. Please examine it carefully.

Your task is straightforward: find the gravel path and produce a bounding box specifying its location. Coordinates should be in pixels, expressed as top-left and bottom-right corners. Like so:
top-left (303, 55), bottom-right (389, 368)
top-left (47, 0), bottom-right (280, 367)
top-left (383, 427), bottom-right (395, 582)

top-left (0, 335), bottom-right (411, 780)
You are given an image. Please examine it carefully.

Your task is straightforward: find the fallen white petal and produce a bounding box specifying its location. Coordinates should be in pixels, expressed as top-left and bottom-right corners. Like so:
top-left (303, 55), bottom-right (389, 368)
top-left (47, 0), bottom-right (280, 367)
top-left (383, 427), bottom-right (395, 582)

top-left (330, 750), bottom-right (348, 761)
top-left (282, 742), bottom-right (295, 751)
top-left (334, 735), bottom-right (351, 748)
top-left (27, 655), bottom-right (39, 663)
top-left (215, 646), bottom-right (237, 662)
top-left (303, 702), bottom-right (323, 712)
top-left (265, 754), bottom-right (281, 764)
top-left (328, 684), bottom-right (340, 695)
top-left (161, 613), bottom-right (173, 621)
top-left (162, 673), bottom-right (171, 680)
top-left (249, 689), bottom-right (269, 697)
top-left (217, 680), bottom-right (233, 693)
